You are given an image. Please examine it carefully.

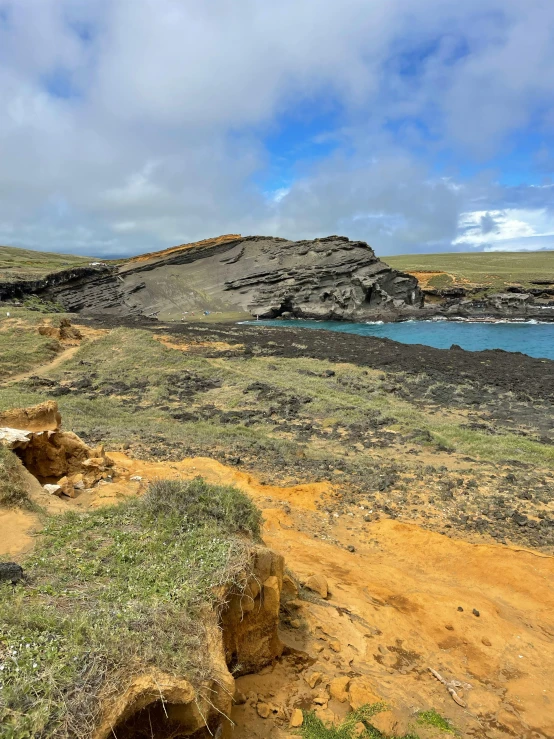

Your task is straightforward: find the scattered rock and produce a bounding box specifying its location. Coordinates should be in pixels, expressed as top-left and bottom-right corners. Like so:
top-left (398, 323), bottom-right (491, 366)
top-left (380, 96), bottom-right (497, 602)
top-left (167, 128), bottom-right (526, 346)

top-left (256, 702), bottom-right (271, 719)
top-left (290, 708), bottom-right (303, 728)
top-left (0, 562), bottom-right (24, 583)
top-left (304, 573), bottom-right (329, 599)
top-left (473, 609), bottom-right (480, 617)
top-left (282, 574), bottom-right (299, 597)
top-left (44, 483), bottom-right (62, 496)
top-left (329, 676), bottom-right (350, 703)
top-left (482, 637), bottom-right (492, 647)
top-left (348, 676), bottom-right (381, 710)
top-left (305, 672), bottom-right (323, 689)
top-left (329, 639), bottom-right (341, 653)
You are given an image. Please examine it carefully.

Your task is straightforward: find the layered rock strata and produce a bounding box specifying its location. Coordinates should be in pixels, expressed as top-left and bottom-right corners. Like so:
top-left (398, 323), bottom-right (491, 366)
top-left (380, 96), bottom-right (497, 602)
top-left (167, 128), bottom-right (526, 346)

top-left (1, 235), bottom-right (423, 321)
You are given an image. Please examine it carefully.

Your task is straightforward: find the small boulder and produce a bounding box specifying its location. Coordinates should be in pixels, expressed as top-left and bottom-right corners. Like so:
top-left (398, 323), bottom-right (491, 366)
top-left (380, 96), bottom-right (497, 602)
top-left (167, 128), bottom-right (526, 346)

top-left (263, 575), bottom-right (280, 613)
top-left (290, 708), bottom-right (303, 728)
top-left (57, 476), bottom-right (75, 498)
top-left (305, 671), bottom-right (323, 689)
top-left (282, 574), bottom-right (298, 597)
top-left (304, 573), bottom-right (328, 598)
top-left (348, 676), bottom-right (381, 710)
top-left (256, 702), bottom-right (271, 719)
top-left (329, 676), bottom-right (350, 703)
top-left (0, 562), bottom-right (24, 583)
top-left (44, 483), bottom-right (62, 496)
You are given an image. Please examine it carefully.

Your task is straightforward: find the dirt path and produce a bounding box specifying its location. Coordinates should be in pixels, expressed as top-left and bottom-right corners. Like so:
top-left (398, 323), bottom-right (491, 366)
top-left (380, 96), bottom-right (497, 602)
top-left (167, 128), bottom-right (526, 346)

top-left (0, 508), bottom-right (40, 558)
top-left (2, 325), bottom-right (108, 387)
top-left (3, 345), bottom-right (81, 387)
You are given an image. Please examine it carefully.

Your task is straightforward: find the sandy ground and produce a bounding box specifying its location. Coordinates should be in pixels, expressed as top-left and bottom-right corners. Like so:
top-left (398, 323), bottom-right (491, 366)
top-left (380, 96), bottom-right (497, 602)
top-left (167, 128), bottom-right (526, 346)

top-left (3, 452), bottom-right (554, 738)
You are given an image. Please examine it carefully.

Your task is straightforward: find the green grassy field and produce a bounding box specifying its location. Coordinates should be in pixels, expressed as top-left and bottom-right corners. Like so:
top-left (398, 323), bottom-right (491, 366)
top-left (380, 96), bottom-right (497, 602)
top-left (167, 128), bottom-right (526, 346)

top-left (0, 245), bottom-right (94, 282)
top-left (385, 251), bottom-right (554, 291)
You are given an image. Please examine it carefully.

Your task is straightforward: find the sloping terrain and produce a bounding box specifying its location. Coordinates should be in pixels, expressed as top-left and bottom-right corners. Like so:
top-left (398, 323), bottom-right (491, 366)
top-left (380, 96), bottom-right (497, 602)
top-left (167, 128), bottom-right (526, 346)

top-left (0, 245), bottom-right (93, 283)
top-left (1, 235), bottom-right (422, 322)
top-left (1, 307), bottom-right (553, 738)
top-left (385, 251), bottom-right (554, 292)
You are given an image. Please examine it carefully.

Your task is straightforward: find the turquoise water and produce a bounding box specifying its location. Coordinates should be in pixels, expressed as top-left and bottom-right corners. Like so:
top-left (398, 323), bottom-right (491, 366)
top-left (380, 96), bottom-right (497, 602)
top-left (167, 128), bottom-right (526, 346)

top-left (253, 319), bottom-right (554, 360)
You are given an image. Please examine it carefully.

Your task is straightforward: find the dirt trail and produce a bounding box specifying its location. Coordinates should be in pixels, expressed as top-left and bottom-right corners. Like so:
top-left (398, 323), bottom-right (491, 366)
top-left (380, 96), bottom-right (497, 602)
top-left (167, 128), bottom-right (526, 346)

top-left (4, 452), bottom-right (554, 737)
top-left (1, 345), bottom-right (81, 387)
top-left (1, 324), bottom-right (107, 386)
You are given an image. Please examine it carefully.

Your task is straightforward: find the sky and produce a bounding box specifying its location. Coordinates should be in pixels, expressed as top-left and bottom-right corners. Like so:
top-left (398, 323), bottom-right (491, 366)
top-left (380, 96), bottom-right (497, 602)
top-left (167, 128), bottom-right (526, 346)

top-left (0, 0), bottom-right (553, 257)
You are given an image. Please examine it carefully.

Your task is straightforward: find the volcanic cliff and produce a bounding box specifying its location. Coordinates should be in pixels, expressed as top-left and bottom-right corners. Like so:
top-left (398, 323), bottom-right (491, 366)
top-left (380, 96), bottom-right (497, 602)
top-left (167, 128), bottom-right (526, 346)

top-left (0, 235), bottom-right (423, 321)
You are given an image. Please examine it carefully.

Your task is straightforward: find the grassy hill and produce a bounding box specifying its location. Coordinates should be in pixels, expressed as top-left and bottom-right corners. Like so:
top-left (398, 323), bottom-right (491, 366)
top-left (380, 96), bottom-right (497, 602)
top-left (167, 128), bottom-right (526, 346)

top-left (384, 251), bottom-right (554, 292)
top-left (0, 245), bottom-right (94, 283)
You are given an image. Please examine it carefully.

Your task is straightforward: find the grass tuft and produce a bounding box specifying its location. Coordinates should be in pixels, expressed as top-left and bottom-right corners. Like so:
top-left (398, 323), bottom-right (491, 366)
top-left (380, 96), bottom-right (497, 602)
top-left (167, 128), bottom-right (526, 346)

top-left (142, 477), bottom-right (262, 539)
top-left (298, 703), bottom-right (419, 739)
top-left (0, 477), bottom-right (260, 739)
top-left (416, 709), bottom-right (455, 733)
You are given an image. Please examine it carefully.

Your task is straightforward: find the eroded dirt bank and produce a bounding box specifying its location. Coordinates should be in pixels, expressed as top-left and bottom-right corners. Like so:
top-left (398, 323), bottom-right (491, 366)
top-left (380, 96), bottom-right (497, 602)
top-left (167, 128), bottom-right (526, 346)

top-left (11, 452), bottom-right (549, 739)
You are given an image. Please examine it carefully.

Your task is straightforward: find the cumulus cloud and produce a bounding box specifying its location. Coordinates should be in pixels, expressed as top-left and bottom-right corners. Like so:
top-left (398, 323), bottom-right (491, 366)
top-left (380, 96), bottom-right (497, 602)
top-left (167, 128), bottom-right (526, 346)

top-left (0, 0), bottom-right (552, 255)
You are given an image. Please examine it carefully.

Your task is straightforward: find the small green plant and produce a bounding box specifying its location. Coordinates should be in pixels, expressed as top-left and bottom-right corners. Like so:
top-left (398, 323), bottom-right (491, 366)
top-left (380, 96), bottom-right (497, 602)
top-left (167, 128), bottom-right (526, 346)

top-left (0, 446), bottom-right (30, 508)
top-left (417, 709), bottom-right (455, 733)
top-left (298, 703), bottom-right (419, 739)
top-left (23, 296), bottom-right (65, 313)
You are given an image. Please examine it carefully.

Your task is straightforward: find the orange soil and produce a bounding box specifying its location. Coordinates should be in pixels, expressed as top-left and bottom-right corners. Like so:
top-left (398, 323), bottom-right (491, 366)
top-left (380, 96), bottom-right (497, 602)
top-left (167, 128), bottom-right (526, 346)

top-left (153, 334), bottom-right (244, 353)
top-left (4, 452), bottom-right (554, 737)
top-left (0, 508), bottom-right (40, 558)
top-left (122, 234), bottom-right (241, 267)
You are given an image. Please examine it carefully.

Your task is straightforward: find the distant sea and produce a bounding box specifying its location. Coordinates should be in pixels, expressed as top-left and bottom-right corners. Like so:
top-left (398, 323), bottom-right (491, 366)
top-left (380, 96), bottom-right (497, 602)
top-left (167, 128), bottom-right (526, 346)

top-left (251, 319), bottom-right (554, 360)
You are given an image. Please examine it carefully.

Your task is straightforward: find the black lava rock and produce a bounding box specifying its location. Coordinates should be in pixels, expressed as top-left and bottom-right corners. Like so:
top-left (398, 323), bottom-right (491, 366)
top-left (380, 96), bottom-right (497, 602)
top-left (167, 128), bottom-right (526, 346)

top-left (0, 562), bottom-right (24, 584)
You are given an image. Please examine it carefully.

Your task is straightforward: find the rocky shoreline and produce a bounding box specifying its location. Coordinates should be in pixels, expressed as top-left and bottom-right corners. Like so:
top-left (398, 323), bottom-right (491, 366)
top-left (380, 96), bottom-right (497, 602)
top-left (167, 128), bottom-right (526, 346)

top-left (2, 234), bottom-right (553, 323)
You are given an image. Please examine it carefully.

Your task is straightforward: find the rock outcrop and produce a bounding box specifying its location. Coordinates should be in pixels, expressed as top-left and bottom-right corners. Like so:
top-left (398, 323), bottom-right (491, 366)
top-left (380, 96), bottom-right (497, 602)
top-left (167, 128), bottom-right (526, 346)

top-left (0, 401), bottom-right (113, 496)
top-left (3, 235), bottom-right (423, 321)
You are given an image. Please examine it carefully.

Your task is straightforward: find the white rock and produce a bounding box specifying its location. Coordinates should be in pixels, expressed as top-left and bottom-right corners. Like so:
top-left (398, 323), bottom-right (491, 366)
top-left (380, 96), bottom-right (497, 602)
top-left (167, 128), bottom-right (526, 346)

top-left (44, 484), bottom-right (61, 495)
top-left (130, 475), bottom-right (143, 481)
top-left (0, 427), bottom-right (32, 447)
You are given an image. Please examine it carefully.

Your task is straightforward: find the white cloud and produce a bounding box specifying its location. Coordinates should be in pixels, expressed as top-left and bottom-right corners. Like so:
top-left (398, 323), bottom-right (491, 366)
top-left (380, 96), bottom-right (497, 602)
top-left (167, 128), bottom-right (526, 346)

top-left (454, 208), bottom-right (554, 250)
top-left (0, 0), bottom-right (552, 255)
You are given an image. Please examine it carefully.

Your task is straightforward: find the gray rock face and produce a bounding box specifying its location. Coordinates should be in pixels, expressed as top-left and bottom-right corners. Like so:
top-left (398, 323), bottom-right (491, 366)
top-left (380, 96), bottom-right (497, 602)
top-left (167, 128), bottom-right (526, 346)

top-left (220, 235), bottom-right (423, 320)
top-left (26, 234), bottom-right (423, 321)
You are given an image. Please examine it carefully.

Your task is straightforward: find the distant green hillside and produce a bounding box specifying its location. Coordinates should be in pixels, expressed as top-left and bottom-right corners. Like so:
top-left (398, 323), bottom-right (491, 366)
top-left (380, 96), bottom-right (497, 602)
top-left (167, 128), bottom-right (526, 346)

top-left (384, 251), bottom-right (554, 292)
top-left (0, 245), bottom-right (94, 282)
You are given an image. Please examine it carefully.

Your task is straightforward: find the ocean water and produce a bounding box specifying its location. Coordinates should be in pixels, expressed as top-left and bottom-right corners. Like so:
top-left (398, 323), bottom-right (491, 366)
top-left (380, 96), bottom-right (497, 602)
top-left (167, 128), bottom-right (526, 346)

top-left (252, 319), bottom-right (554, 360)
